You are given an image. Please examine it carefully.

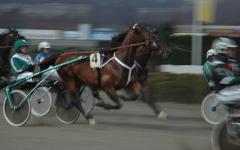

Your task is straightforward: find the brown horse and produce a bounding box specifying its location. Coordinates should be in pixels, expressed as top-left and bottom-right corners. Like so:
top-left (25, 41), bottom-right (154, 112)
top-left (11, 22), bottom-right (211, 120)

top-left (0, 28), bottom-right (25, 87)
top-left (55, 24), bottom-right (162, 123)
top-left (93, 26), bottom-right (171, 118)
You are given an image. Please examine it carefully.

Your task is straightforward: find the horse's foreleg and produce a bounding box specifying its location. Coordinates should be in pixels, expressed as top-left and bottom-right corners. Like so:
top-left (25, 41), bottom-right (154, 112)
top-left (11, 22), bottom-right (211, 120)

top-left (119, 82), bottom-right (142, 101)
top-left (141, 80), bottom-right (167, 119)
top-left (118, 89), bottom-right (137, 101)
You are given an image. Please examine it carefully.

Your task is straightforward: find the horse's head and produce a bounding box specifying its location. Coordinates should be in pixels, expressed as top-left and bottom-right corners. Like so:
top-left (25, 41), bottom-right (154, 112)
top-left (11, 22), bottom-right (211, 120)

top-left (151, 29), bottom-right (172, 59)
top-left (131, 23), bottom-right (171, 59)
top-left (4, 27), bottom-right (25, 46)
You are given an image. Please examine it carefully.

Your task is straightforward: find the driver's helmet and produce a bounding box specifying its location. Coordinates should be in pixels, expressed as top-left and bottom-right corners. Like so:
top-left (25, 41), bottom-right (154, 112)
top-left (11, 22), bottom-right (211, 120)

top-left (212, 37), bottom-right (238, 54)
top-left (206, 49), bottom-right (217, 59)
top-left (14, 39), bottom-right (29, 51)
top-left (38, 41), bottom-right (51, 51)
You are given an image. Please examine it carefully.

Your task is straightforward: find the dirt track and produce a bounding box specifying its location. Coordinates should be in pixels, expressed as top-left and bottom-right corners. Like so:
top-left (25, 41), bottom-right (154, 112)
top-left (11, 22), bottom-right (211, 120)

top-left (0, 91), bottom-right (212, 150)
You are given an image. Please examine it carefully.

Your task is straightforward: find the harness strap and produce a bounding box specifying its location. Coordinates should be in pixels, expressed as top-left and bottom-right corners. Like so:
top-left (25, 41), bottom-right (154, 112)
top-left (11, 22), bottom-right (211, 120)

top-left (135, 61), bottom-right (143, 69)
top-left (0, 46), bottom-right (12, 49)
top-left (99, 52), bottom-right (136, 86)
top-left (97, 68), bottom-right (101, 88)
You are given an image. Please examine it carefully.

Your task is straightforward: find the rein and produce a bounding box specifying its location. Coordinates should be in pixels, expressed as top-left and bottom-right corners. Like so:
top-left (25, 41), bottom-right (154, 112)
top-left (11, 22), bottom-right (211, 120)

top-left (0, 46), bottom-right (12, 49)
top-left (109, 41), bottom-right (146, 51)
top-left (59, 41), bottom-right (147, 56)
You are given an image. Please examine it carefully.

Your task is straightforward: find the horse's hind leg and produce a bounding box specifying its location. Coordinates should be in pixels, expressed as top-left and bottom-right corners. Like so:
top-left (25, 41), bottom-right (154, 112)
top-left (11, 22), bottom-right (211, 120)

top-left (91, 88), bottom-right (104, 102)
top-left (70, 91), bottom-right (96, 125)
top-left (61, 75), bottom-right (95, 125)
top-left (97, 87), bottom-right (122, 110)
top-left (141, 81), bottom-right (167, 119)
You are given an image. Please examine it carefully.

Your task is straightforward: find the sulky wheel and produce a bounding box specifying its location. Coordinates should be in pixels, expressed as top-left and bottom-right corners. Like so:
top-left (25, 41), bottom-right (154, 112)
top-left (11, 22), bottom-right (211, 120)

top-left (55, 90), bottom-right (80, 124)
top-left (30, 86), bottom-right (52, 117)
top-left (3, 89), bottom-right (31, 127)
top-left (201, 92), bottom-right (227, 125)
top-left (211, 122), bottom-right (240, 150)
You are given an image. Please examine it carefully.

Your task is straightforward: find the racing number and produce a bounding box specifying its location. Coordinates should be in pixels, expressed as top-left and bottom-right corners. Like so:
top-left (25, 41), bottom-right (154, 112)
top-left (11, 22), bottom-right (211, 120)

top-left (92, 54), bottom-right (98, 63)
top-left (90, 53), bottom-right (101, 68)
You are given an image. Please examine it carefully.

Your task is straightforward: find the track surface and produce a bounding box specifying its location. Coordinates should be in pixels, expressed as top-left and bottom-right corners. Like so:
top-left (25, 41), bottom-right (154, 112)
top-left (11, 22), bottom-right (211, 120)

top-left (0, 94), bottom-right (212, 150)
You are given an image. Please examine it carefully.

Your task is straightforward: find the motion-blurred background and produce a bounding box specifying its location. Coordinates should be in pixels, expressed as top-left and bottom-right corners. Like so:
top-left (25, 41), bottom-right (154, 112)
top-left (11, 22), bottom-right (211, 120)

top-left (0, 0), bottom-right (238, 103)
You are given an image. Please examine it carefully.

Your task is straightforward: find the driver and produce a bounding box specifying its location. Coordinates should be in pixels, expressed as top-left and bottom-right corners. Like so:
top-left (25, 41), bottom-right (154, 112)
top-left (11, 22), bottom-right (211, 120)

top-left (202, 49), bottom-right (217, 90)
top-left (34, 41), bottom-right (51, 64)
top-left (211, 37), bottom-right (240, 89)
top-left (10, 39), bottom-right (35, 82)
top-left (34, 41), bottom-right (61, 81)
top-left (210, 37), bottom-right (240, 103)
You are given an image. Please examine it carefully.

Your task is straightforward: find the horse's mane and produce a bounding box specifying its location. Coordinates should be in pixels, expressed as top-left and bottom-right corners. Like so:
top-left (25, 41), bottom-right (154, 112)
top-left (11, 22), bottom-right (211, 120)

top-left (110, 31), bottom-right (128, 48)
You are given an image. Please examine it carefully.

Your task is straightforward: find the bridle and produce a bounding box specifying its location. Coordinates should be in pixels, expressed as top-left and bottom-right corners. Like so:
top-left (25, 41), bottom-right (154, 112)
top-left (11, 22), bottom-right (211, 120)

top-left (0, 46), bottom-right (13, 49)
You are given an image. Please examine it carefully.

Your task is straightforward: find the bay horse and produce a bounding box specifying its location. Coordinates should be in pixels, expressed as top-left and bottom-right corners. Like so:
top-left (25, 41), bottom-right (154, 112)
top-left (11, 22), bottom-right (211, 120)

top-left (55, 23), bottom-right (162, 124)
top-left (93, 26), bottom-right (171, 118)
top-left (0, 28), bottom-right (25, 87)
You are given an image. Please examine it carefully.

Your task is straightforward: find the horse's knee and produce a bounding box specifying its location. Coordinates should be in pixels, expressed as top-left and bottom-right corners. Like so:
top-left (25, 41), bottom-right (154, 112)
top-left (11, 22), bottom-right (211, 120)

top-left (129, 82), bottom-right (142, 97)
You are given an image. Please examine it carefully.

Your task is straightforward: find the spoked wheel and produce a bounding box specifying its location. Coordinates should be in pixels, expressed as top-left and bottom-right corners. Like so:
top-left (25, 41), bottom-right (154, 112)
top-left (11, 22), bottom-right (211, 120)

top-left (55, 90), bottom-right (80, 124)
top-left (3, 90), bottom-right (31, 127)
top-left (30, 86), bottom-right (52, 117)
top-left (212, 122), bottom-right (240, 150)
top-left (78, 86), bottom-right (95, 115)
top-left (201, 92), bottom-right (227, 125)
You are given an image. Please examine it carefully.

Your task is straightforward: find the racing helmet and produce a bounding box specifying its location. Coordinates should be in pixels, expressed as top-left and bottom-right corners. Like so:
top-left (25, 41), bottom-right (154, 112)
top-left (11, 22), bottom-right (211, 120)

top-left (212, 37), bottom-right (238, 54)
top-left (14, 39), bottom-right (29, 51)
top-left (38, 41), bottom-right (51, 51)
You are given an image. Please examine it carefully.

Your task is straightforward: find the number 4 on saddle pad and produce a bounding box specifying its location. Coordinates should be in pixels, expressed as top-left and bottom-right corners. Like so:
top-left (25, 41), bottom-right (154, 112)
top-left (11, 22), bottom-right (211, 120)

top-left (90, 53), bottom-right (101, 68)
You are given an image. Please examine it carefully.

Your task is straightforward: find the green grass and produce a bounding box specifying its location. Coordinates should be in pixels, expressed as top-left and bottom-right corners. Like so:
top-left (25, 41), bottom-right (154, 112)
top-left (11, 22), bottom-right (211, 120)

top-left (148, 72), bottom-right (208, 104)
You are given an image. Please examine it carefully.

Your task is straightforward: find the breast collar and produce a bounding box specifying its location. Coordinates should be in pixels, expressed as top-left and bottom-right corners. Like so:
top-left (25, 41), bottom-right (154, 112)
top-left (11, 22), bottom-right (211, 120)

top-left (99, 52), bottom-right (136, 86)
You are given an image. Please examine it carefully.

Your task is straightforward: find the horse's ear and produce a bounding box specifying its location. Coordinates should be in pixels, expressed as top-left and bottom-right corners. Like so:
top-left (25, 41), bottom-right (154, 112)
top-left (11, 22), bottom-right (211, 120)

top-left (132, 23), bottom-right (141, 33)
top-left (132, 23), bottom-right (138, 30)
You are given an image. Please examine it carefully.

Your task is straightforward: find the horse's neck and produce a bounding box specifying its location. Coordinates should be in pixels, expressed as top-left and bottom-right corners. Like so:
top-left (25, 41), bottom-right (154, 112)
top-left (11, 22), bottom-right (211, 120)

top-left (136, 47), bottom-right (151, 68)
top-left (115, 39), bottom-right (136, 66)
top-left (0, 34), bottom-right (7, 45)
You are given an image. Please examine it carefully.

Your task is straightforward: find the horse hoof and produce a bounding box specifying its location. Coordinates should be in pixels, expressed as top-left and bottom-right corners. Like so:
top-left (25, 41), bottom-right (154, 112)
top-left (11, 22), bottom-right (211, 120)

top-left (89, 118), bottom-right (96, 126)
top-left (157, 111), bottom-right (167, 120)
